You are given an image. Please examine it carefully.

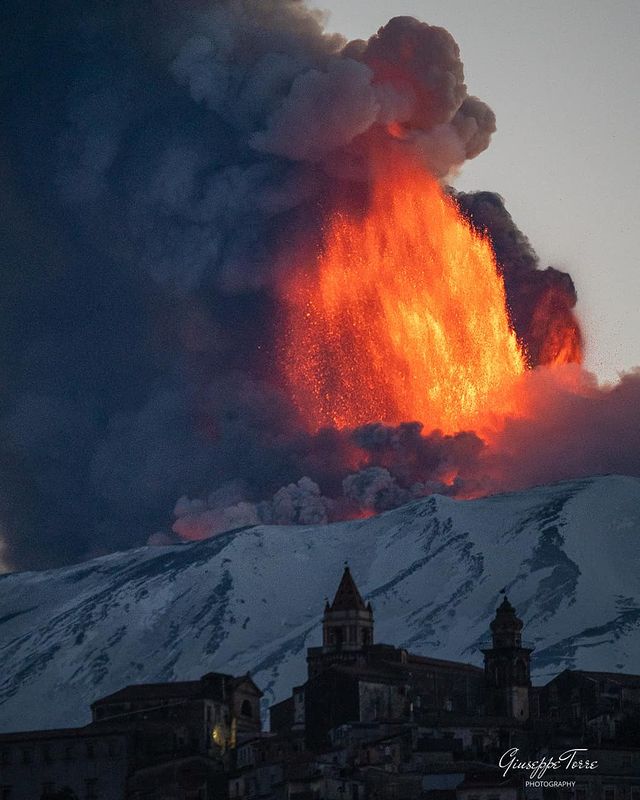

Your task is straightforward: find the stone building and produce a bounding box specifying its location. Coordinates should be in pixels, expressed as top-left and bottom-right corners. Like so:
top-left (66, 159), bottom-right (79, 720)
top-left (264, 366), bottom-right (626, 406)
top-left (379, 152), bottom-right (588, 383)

top-left (0, 725), bottom-right (132, 800)
top-left (0, 671), bottom-right (261, 800)
top-left (92, 670), bottom-right (262, 750)
top-left (539, 669), bottom-right (640, 743)
top-left (271, 566), bottom-right (520, 749)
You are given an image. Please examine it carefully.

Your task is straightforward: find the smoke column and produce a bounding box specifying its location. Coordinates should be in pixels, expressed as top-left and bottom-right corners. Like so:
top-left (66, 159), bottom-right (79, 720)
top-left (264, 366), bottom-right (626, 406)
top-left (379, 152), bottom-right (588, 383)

top-left (0, 0), bottom-right (635, 570)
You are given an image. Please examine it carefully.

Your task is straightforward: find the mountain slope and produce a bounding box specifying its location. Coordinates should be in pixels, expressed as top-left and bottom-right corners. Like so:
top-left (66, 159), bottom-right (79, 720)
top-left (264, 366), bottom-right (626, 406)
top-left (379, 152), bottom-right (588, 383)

top-left (1, 475), bottom-right (639, 732)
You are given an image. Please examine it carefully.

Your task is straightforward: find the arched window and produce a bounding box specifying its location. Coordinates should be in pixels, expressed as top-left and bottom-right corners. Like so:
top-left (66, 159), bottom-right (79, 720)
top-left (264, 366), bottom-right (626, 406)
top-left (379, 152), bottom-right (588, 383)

top-left (241, 699), bottom-right (253, 718)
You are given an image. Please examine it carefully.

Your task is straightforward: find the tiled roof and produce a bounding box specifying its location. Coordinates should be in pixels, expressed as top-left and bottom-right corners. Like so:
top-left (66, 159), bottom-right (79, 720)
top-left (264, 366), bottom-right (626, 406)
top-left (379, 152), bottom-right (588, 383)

top-left (91, 670), bottom-right (263, 707)
top-left (92, 680), bottom-right (204, 705)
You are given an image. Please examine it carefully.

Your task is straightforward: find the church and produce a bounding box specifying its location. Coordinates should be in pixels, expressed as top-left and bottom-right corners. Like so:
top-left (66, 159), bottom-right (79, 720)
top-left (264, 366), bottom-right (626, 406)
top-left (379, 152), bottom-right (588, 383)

top-left (2, 566), bottom-right (639, 798)
top-left (270, 565), bottom-right (533, 749)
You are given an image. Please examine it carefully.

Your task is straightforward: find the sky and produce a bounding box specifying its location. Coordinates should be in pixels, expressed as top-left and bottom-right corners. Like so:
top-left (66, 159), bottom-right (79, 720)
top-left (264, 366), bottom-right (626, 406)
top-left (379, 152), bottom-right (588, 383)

top-left (314, 0), bottom-right (640, 381)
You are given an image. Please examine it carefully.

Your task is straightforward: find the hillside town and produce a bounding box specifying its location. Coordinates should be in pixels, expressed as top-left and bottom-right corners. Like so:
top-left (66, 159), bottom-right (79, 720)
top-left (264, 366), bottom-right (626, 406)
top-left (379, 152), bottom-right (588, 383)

top-left (1, 567), bottom-right (639, 800)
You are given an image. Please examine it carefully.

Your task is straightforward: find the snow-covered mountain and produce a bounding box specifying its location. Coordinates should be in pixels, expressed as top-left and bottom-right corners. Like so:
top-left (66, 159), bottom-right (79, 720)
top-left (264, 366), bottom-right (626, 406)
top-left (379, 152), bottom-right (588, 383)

top-left (1, 475), bottom-right (640, 733)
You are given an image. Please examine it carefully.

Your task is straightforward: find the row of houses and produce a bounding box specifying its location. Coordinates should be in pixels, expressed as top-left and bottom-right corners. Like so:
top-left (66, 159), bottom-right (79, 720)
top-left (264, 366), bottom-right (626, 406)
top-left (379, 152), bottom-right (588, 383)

top-left (1, 567), bottom-right (639, 799)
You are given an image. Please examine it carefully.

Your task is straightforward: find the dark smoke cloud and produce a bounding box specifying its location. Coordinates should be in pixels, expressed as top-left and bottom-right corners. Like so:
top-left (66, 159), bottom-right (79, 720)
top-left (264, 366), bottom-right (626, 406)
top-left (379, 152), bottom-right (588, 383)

top-left (0, 0), bottom-right (630, 568)
top-left (170, 365), bottom-right (640, 541)
top-left (0, 0), bottom-right (501, 569)
top-left (454, 191), bottom-right (582, 366)
top-left (169, 422), bottom-right (487, 541)
top-left (172, 476), bottom-right (331, 541)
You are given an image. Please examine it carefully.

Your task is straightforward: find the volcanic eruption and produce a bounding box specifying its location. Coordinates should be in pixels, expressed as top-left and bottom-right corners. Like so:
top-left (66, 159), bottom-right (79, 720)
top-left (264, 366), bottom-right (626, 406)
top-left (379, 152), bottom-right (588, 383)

top-left (282, 156), bottom-right (527, 435)
top-left (2, 0), bottom-right (637, 571)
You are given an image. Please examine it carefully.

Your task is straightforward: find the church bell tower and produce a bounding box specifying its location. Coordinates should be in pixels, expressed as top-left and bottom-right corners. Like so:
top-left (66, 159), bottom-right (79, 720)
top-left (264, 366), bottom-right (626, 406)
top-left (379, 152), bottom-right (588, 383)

top-left (482, 596), bottom-right (532, 720)
top-left (307, 565), bottom-right (374, 677)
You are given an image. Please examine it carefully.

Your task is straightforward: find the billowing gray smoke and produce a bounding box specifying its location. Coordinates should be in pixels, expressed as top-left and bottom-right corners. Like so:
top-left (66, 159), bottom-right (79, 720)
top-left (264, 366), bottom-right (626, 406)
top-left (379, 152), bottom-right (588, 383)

top-left (454, 191), bottom-right (582, 366)
top-left (0, 0), bottom-right (628, 570)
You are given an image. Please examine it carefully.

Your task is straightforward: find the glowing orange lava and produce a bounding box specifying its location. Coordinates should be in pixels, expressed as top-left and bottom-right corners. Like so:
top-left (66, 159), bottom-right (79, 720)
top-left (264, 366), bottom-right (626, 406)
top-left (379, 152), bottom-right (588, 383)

top-left (282, 158), bottom-right (528, 435)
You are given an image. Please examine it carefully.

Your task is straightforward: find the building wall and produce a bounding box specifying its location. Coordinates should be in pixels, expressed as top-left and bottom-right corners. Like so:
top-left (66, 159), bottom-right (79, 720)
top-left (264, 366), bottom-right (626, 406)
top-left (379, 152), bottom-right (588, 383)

top-left (411, 667), bottom-right (485, 716)
top-left (230, 682), bottom-right (262, 738)
top-left (94, 696), bottom-right (219, 754)
top-left (0, 731), bottom-right (130, 800)
top-left (358, 681), bottom-right (406, 722)
top-left (127, 756), bottom-right (228, 800)
top-left (268, 698), bottom-right (294, 735)
top-left (305, 672), bottom-right (360, 750)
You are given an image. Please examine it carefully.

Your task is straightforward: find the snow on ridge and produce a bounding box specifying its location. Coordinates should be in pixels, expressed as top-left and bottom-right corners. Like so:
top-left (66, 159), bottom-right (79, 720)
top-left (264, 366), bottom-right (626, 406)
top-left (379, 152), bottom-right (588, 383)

top-left (0, 474), bottom-right (639, 732)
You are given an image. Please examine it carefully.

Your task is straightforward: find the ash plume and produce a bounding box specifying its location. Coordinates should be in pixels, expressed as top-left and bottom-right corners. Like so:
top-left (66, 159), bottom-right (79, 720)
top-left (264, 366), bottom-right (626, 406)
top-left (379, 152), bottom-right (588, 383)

top-left (455, 191), bottom-right (582, 366)
top-left (0, 0), bottom-right (633, 568)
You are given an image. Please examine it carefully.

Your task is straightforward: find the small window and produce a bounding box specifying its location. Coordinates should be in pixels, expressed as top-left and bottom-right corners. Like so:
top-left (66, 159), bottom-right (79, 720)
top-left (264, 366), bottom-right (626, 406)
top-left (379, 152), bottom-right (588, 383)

top-left (604, 788), bottom-right (616, 800)
top-left (85, 777), bottom-right (98, 800)
top-left (86, 742), bottom-right (95, 759)
top-left (0, 751), bottom-right (9, 765)
top-left (21, 750), bottom-right (32, 765)
top-left (1, 788), bottom-right (12, 800)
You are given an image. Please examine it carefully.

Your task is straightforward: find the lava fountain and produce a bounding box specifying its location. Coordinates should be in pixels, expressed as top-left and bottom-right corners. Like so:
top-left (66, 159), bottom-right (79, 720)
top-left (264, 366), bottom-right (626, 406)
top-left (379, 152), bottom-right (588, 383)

top-left (282, 157), bottom-right (527, 435)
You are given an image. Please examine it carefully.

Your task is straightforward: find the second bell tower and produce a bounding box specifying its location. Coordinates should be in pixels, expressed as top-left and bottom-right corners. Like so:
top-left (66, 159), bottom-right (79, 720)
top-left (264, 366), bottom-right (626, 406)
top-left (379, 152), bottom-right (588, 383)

top-left (482, 596), bottom-right (532, 720)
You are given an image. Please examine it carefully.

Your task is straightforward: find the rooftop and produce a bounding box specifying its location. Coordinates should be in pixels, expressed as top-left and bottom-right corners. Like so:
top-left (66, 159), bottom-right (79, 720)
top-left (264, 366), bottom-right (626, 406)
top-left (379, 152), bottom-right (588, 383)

top-left (92, 671), bottom-right (261, 707)
top-left (327, 566), bottom-right (369, 612)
